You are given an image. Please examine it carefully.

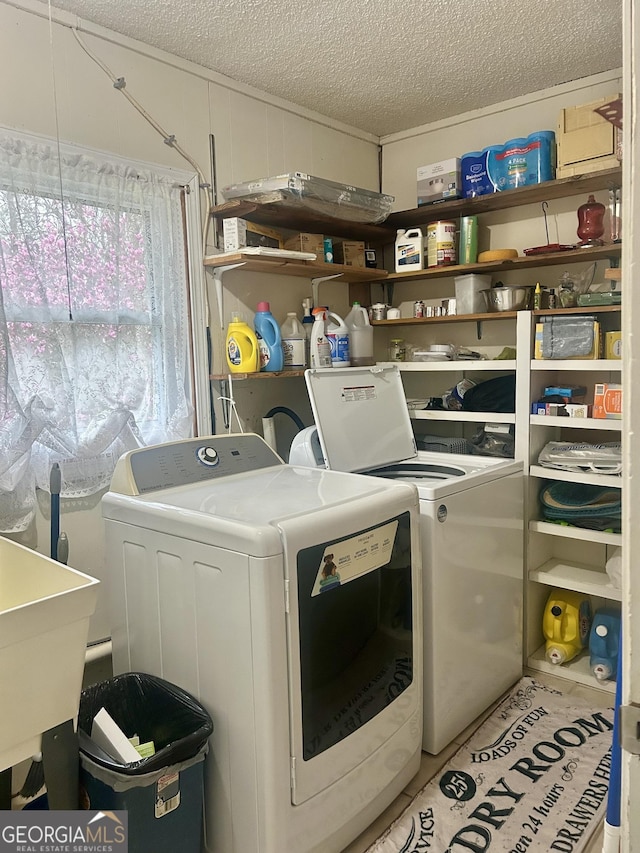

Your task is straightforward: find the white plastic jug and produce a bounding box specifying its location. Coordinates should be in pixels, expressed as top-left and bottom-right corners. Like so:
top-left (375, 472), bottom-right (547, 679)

top-left (280, 312), bottom-right (306, 367)
top-left (345, 302), bottom-right (374, 366)
top-left (395, 227), bottom-right (424, 273)
top-left (310, 310), bottom-right (332, 368)
top-left (326, 311), bottom-right (350, 367)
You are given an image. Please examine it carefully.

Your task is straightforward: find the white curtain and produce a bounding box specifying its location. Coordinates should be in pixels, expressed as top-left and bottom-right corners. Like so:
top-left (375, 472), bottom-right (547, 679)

top-left (0, 133), bottom-right (194, 532)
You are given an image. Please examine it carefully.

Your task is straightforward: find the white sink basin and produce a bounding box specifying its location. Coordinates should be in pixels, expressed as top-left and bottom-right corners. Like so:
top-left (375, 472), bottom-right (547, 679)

top-left (0, 537), bottom-right (100, 772)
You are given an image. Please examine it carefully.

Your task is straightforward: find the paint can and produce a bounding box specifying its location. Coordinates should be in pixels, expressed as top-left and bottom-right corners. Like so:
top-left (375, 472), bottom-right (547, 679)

top-left (426, 220), bottom-right (457, 268)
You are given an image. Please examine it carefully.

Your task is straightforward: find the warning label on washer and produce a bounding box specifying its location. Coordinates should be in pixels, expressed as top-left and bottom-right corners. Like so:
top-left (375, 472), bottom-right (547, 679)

top-left (340, 384), bottom-right (376, 402)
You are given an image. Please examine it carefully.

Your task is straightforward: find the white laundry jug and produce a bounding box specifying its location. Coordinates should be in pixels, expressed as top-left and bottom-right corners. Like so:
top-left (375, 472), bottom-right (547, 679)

top-left (326, 311), bottom-right (351, 367)
top-left (345, 302), bottom-right (374, 366)
top-left (280, 312), bottom-right (306, 367)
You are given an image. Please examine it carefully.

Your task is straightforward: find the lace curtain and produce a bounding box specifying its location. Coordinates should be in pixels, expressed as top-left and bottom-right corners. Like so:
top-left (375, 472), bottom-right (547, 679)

top-left (0, 133), bottom-right (194, 532)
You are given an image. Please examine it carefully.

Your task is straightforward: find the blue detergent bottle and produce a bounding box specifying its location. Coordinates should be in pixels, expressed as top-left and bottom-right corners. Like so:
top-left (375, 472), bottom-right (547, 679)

top-left (255, 301), bottom-right (284, 372)
top-left (589, 607), bottom-right (622, 682)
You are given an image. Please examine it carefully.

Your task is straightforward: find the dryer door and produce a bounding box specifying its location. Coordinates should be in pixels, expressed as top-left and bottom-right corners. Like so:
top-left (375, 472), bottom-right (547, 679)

top-left (279, 505), bottom-right (417, 805)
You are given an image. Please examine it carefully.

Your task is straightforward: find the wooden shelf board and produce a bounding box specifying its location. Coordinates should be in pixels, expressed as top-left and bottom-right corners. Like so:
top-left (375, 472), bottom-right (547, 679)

top-left (211, 368), bottom-right (306, 380)
top-left (209, 199), bottom-right (391, 243)
top-left (203, 253), bottom-right (388, 283)
top-left (534, 305), bottom-right (622, 316)
top-left (529, 464), bottom-right (622, 489)
top-left (527, 645), bottom-right (616, 694)
top-left (372, 311), bottom-right (517, 326)
top-left (382, 359), bottom-right (517, 372)
top-left (529, 520), bottom-right (621, 546)
top-left (384, 244), bottom-right (621, 283)
top-left (387, 168), bottom-right (622, 230)
top-left (530, 415), bottom-right (621, 430)
top-left (411, 410), bottom-right (516, 423)
top-left (530, 359), bottom-right (620, 370)
top-left (528, 558), bottom-right (622, 601)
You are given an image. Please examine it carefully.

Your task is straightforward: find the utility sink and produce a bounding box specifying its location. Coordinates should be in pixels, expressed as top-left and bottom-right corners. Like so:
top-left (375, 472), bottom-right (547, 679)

top-left (0, 537), bottom-right (100, 772)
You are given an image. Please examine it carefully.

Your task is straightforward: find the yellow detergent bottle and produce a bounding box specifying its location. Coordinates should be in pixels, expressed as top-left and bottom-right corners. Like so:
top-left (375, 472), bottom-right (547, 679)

top-left (226, 312), bottom-right (259, 373)
top-left (542, 589), bottom-right (592, 665)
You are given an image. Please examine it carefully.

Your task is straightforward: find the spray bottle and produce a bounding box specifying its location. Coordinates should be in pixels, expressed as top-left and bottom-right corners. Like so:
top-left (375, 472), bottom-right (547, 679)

top-left (310, 309), bottom-right (332, 368)
top-left (302, 297), bottom-right (314, 366)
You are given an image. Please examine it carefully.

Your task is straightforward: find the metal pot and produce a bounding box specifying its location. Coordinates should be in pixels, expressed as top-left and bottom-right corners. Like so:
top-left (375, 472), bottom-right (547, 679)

top-left (481, 286), bottom-right (534, 312)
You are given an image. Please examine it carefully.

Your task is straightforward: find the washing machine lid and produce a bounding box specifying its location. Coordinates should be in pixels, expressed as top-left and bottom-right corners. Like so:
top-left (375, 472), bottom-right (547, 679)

top-left (304, 366), bottom-right (417, 473)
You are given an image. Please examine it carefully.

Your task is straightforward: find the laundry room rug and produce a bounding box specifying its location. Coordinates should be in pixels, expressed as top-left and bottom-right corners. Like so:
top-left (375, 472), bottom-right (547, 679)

top-left (366, 677), bottom-right (615, 853)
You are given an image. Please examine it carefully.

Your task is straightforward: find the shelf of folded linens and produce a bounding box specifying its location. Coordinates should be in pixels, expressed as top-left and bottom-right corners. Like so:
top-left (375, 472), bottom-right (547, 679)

top-left (527, 645), bottom-right (617, 693)
top-left (529, 519), bottom-right (622, 546)
top-left (528, 557), bottom-right (622, 602)
top-left (530, 415), bottom-right (622, 430)
top-left (528, 464), bottom-right (622, 489)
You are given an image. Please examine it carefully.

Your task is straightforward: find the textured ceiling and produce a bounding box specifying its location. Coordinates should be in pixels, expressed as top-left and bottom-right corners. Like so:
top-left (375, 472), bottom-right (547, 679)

top-left (52, 0), bottom-right (622, 137)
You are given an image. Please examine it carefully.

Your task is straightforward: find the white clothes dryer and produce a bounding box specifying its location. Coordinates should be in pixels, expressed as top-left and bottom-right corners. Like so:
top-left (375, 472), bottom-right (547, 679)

top-left (291, 365), bottom-right (524, 754)
top-left (102, 433), bottom-right (422, 853)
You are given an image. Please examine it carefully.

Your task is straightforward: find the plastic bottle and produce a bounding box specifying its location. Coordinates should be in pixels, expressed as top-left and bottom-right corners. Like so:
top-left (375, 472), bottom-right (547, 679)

top-left (395, 227), bottom-right (424, 273)
top-left (254, 301), bottom-right (284, 372)
top-left (326, 311), bottom-right (350, 367)
top-left (226, 312), bottom-right (259, 374)
top-left (310, 309), bottom-right (332, 368)
top-left (301, 298), bottom-right (314, 366)
top-left (542, 589), bottom-right (592, 665)
top-left (280, 312), bottom-right (306, 368)
top-left (533, 282), bottom-right (542, 309)
top-left (345, 301), bottom-right (374, 366)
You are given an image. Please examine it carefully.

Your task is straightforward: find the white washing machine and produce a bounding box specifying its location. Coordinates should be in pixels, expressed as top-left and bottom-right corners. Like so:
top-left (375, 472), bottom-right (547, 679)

top-left (290, 365), bottom-right (524, 754)
top-left (102, 433), bottom-right (422, 853)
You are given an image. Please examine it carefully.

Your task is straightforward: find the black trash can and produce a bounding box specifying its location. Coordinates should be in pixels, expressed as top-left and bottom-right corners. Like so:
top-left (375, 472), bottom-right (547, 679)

top-left (78, 672), bottom-right (213, 853)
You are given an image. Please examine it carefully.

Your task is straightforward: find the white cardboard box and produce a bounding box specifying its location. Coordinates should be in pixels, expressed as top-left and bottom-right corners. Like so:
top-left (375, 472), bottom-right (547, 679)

top-left (417, 158), bottom-right (461, 205)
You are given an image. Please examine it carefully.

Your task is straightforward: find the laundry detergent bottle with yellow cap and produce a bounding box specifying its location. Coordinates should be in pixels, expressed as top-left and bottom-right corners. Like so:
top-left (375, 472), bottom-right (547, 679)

top-left (226, 311), bottom-right (259, 373)
top-left (542, 589), bottom-right (592, 665)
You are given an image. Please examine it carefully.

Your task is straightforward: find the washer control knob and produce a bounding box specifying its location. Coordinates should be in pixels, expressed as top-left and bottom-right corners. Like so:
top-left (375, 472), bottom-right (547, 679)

top-left (197, 446), bottom-right (219, 466)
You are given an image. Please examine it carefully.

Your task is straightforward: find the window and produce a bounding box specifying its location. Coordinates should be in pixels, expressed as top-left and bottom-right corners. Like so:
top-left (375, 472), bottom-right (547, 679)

top-left (0, 132), bottom-right (196, 532)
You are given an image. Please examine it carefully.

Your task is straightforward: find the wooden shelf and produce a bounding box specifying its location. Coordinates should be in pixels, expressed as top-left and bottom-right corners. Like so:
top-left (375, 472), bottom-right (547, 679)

top-left (529, 558), bottom-right (622, 601)
top-left (203, 253), bottom-right (388, 283)
top-left (211, 368), bottom-right (306, 380)
top-left (209, 199), bottom-right (391, 243)
top-left (384, 243), bottom-right (621, 283)
top-left (527, 645), bottom-right (616, 694)
top-left (529, 464), bottom-right (622, 489)
top-left (382, 359), bottom-right (517, 371)
top-left (530, 358), bottom-right (620, 370)
top-left (411, 410), bottom-right (516, 424)
top-left (530, 415), bottom-right (621, 430)
top-left (386, 167), bottom-right (622, 230)
top-left (534, 305), bottom-right (622, 316)
top-left (372, 310), bottom-right (517, 326)
top-left (529, 520), bottom-right (621, 546)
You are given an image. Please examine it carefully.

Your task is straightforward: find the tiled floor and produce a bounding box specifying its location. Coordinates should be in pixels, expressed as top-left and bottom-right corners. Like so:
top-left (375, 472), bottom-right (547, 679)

top-left (341, 670), bottom-right (614, 853)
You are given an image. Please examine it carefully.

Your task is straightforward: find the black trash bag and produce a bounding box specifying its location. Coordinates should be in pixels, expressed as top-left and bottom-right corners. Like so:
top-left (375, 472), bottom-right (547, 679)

top-left (462, 375), bottom-right (516, 413)
top-left (78, 672), bottom-right (213, 776)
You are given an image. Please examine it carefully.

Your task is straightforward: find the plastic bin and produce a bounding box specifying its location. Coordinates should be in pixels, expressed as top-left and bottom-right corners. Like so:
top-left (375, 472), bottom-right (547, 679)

top-left (77, 673), bottom-right (213, 853)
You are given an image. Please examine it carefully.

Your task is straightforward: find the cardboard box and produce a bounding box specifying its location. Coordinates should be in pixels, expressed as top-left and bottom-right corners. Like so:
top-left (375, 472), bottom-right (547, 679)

top-left (593, 383), bottom-right (622, 419)
top-left (564, 403), bottom-right (592, 418)
top-left (283, 232), bottom-right (324, 257)
top-left (333, 240), bottom-right (366, 267)
top-left (557, 94), bottom-right (622, 178)
top-left (223, 217), bottom-right (283, 251)
top-left (417, 158), bottom-right (461, 205)
top-left (605, 331), bottom-right (622, 359)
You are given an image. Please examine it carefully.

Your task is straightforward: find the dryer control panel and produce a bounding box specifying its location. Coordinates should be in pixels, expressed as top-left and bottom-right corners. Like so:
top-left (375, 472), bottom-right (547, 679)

top-left (112, 434), bottom-right (284, 495)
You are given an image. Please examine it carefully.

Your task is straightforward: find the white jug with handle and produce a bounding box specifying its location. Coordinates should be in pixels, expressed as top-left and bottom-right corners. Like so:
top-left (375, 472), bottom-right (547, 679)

top-left (345, 302), bottom-right (374, 366)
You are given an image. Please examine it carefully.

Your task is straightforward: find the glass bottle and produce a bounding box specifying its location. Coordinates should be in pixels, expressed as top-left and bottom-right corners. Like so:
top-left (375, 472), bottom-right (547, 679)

top-left (388, 339), bottom-right (405, 361)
